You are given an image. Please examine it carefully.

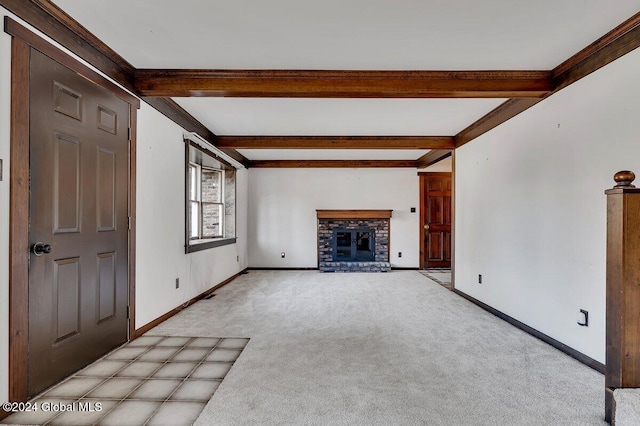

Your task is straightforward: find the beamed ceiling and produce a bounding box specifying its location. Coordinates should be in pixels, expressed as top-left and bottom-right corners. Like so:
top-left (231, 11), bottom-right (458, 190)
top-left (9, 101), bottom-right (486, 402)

top-left (4, 1), bottom-right (640, 167)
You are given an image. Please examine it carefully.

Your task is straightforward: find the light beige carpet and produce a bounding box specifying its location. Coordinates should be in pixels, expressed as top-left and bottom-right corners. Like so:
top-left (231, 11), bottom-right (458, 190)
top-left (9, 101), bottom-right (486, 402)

top-left (147, 270), bottom-right (606, 426)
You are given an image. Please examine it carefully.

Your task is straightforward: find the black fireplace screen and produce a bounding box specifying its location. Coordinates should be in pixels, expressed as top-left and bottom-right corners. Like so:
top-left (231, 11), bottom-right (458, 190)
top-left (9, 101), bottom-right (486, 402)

top-left (333, 228), bottom-right (375, 261)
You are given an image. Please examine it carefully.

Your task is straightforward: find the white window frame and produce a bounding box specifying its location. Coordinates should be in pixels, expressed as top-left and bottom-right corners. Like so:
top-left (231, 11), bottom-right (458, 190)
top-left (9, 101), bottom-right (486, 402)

top-left (188, 163), bottom-right (225, 241)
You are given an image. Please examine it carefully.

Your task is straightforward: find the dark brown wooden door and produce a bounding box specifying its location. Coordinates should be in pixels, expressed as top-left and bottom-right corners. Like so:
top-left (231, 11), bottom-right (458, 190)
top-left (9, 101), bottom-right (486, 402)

top-left (28, 49), bottom-right (130, 395)
top-left (420, 173), bottom-right (452, 269)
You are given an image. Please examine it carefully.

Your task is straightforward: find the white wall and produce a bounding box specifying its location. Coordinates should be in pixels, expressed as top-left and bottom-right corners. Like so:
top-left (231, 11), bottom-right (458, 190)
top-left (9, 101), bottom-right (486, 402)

top-left (135, 103), bottom-right (248, 327)
top-left (248, 168), bottom-right (420, 268)
top-left (455, 47), bottom-right (640, 364)
top-left (0, 8), bottom-right (248, 402)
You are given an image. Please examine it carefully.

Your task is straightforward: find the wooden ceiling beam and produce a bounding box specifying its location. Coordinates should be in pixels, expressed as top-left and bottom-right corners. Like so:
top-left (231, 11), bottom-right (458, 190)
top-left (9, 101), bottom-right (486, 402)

top-left (135, 70), bottom-right (552, 98)
top-left (416, 150), bottom-right (453, 168)
top-left (249, 160), bottom-right (418, 168)
top-left (456, 12), bottom-right (640, 148)
top-left (5, 2), bottom-right (640, 162)
top-left (553, 11), bottom-right (640, 91)
top-left (1, 0), bottom-right (136, 91)
top-left (455, 98), bottom-right (544, 148)
top-left (1, 9), bottom-right (251, 167)
top-left (143, 97), bottom-right (250, 167)
top-left (215, 136), bottom-right (455, 150)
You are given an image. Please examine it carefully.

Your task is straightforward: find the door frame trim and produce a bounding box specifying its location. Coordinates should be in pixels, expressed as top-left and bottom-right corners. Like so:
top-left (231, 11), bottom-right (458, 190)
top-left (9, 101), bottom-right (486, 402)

top-left (418, 171), bottom-right (453, 273)
top-left (7, 20), bottom-right (138, 401)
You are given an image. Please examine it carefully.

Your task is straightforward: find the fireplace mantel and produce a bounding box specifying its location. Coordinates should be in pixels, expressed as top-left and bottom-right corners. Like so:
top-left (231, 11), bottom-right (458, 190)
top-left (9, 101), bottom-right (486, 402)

top-left (316, 209), bottom-right (393, 220)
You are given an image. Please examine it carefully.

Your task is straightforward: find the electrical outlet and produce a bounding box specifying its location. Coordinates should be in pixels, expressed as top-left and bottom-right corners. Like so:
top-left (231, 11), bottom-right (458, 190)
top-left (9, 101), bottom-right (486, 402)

top-left (281, 252), bottom-right (286, 258)
top-left (175, 278), bottom-right (179, 289)
top-left (478, 274), bottom-right (482, 284)
top-left (398, 252), bottom-right (402, 258)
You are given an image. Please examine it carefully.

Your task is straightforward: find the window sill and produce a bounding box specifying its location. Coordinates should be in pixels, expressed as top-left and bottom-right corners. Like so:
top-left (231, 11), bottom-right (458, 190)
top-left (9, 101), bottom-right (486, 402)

top-left (186, 237), bottom-right (237, 253)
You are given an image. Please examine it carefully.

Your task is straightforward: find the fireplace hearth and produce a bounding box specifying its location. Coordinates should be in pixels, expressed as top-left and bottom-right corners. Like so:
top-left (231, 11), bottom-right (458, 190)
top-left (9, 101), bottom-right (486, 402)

top-left (317, 210), bottom-right (392, 272)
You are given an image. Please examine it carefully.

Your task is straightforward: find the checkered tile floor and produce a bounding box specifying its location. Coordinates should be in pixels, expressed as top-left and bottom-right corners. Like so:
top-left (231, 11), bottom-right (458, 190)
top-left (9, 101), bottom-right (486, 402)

top-left (1, 336), bottom-right (248, 426)
top-left (419, 269), bottom-right (452, 289)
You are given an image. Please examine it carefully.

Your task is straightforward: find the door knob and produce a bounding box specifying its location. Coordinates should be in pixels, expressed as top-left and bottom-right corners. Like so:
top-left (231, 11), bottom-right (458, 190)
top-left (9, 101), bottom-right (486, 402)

top-left (424, 224), bottom-right (430, 230)
top-left (31, 242), bottom-right (52, 256)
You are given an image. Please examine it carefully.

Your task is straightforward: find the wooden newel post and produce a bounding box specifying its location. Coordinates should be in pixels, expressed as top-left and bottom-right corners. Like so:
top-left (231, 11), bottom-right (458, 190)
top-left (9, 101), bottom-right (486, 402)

top-left (605, 170), bottom-right (640, 424)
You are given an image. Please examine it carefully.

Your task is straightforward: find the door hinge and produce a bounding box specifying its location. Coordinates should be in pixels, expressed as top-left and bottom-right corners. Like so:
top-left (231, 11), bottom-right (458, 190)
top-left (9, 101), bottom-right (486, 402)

top-left (128, 127), bottom-right (132, 141)
top-left (128, 216), bottom-right (131, 230)
top-left (126, 306), bottom-right (130, 319)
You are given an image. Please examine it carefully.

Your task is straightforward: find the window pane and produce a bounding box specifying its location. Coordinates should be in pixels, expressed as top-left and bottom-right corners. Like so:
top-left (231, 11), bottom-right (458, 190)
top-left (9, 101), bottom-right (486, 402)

top-left (189, 165), bottom-right (198, 201)
top-left (202, 203), bottom-right (223, 238)
top-left (224, 169), bottom-right (235, 238)
top-left (190, 201), bottom-right (199, 238)
top-left (201, 169), bottom-right (222, 203)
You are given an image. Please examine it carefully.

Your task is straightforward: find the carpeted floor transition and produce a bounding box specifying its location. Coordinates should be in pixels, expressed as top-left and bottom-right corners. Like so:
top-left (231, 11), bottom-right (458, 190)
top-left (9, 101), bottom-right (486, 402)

top-left (419, 269), bottom-right (452, 289)
top-left (3, 270), bottom-right (606, 425)
top-left (148, 270), bottom-right (605, 426)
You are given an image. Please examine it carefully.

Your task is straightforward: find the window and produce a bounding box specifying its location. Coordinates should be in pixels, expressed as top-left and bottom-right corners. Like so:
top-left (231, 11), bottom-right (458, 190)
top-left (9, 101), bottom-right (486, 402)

top-left (186, 141), bottom-right (236, 253)
top-left (189, 164), bottom-right (224, 239)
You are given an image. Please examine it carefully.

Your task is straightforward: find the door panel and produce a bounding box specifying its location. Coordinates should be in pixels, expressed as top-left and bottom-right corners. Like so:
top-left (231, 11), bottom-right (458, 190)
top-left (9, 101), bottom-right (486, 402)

top-left (97, 252), bottom-right (117, 323)
top-left (420, 173), bottom-right (452, 269)
top-left (53, 133), bottom-right (81, 233)
top-left (443, 231), bottom-right (452, 263)
top-left (53, 82), bottom-right (82, 121)
top-left (97, 104), bottom-right (118, 134)
top-left (53, 258), bottom-right (81, 343)
top-left (428, 232), bottom-right (442, 259)
top-left (28, 49), bottom-right (130, 395)
top-left (428, 180), bottom-right (444, 192)
top-left (97, 148), bottom-right (117, 231)
top-left (443, 197), bottom-right (452, 225)
top-left (429, 196), bottom-right (444, 225)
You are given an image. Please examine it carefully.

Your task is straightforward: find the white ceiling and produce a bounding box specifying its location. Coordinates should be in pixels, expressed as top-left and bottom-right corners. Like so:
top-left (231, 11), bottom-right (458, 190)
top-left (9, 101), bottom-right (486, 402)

top-left (51, 1), bottom-right (640, 162)
top-left (173, 98), bottom-right (504, 161)
top-left (54, 1), bottom-right (640, 70)
top-left (173, 98), bottom-right (506, 135)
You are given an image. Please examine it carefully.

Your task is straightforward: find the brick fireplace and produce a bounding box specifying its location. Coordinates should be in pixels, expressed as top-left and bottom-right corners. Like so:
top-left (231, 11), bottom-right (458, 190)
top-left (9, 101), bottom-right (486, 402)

top-left (317, 210), bottom-right (392, 272)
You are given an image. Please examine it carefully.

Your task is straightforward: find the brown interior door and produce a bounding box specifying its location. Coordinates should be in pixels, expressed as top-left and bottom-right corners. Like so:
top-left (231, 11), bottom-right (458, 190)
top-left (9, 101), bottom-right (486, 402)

top-left (420, 173), bottom-right (452, 269)
top-left (28, 49), bottom-right (130, 395)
